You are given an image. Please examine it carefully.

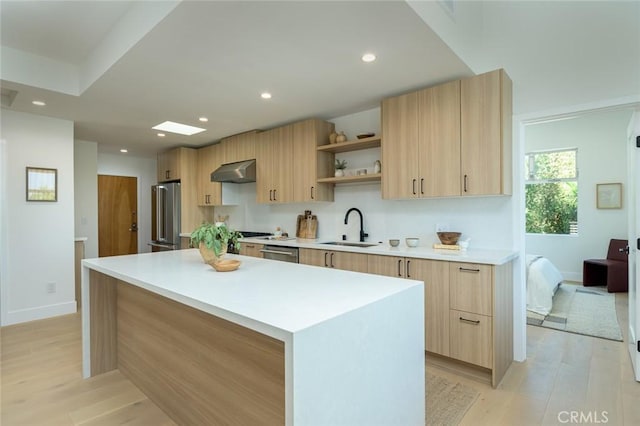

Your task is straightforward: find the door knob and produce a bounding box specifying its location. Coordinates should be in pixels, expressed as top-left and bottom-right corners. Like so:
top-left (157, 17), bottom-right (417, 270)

top-left (129, 223), bottom-right (138, 232)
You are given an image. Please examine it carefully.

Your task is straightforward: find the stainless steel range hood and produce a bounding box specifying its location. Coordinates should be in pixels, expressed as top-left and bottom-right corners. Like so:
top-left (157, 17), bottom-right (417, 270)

top-left (210, 159), bottom-right (256, 183)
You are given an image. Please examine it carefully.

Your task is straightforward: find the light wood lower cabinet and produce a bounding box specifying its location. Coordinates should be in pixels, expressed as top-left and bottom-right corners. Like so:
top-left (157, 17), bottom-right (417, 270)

top-left (368, 255), bottom-right (450, 357)
top-left (240, 243), bottom-right (264, 258)
top-left (299, 248), bottom-right (368, 273)
top-left (367, 254), bottom-right (513, 387)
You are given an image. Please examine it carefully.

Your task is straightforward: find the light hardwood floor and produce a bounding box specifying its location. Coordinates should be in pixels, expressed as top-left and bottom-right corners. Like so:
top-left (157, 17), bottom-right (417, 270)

top-left (2, 292), bottom-right (639, 425)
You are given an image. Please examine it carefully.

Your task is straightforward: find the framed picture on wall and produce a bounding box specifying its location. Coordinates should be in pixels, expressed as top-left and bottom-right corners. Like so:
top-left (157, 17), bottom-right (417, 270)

top-left (596, 183), bottom-right (622, 209)
top-left (26, 167), bottom-right (57, 202)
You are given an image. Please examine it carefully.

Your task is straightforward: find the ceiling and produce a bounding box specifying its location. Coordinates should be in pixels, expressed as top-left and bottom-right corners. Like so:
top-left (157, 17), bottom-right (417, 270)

top-left (1, 1), bottom-right (639, 158)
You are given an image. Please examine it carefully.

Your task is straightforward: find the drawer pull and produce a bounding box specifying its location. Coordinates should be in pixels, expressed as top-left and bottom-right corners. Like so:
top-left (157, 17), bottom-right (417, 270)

top-left (459, 267), bottom-right (480, 273)
top-left (459, 317), bottom-right (480, 325)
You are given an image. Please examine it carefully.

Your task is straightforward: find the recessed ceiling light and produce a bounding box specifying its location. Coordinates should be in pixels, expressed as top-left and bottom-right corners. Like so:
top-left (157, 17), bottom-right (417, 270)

top-left (261, 92), bottom-right (272, 99)
top-left (32, 100), bottom-right (46, 106)
top-left (199, 117), bottom-right (208, 122)
top-left (152, 121), bottom-right (206, 136)
top-left (361, 53), bottom-right (376, 63)
top-left (120, 149), bottom-right (128, 153)
top-left (157, 133), bottom-right (166, 137)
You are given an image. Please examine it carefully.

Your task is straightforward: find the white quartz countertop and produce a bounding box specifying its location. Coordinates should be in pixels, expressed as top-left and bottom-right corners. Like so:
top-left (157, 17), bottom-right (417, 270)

top-left (82, 249), bottom-right (420, 339)
top-left (240, 237), bottom-right (518, 265)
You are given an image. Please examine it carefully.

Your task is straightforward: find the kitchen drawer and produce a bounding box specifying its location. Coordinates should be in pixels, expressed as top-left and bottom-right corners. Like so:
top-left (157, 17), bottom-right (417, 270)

top-left (449, 310), bottom-right (492, 369)
top-left (449, 262), bottom-right (492, 316)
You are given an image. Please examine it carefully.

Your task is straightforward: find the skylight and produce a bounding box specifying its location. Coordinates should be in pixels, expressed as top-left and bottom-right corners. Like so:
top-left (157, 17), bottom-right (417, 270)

top-left (152, 121), bottom-right (206, 136)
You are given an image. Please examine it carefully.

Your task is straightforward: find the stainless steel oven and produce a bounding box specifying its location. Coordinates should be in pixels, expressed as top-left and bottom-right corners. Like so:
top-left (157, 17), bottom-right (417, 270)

top-left (260, 245), bottom-right (299, 263)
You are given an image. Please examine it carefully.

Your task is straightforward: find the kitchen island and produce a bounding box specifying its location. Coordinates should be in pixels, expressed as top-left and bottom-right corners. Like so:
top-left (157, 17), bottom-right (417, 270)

top-left (82, 249), bottom-right (424, 426)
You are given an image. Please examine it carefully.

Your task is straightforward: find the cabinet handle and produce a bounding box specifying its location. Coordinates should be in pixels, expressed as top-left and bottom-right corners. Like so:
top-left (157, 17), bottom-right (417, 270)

top-left (463, 174), bottom-right (468, 193)
top-left (459, 267), bottom-right (480, 273)
top-left (397, 259), bottom-right (403, 277)
top-left (165, 170), bottom-right (170, 180)
top-left (459, 317), bottom-right (481, 325)
top-left (406, 260), bottom-right (411, 278)
top-left (311, 186), bottom-right (315, 200)
top-left (269, 190), bottom-right (273, 201)
top-left (246, 244), bottom-right (255, 248)
top-left (420, 178), bottom-right (424, 195)
top-left (273, 189), bottom-right (277, 201)
top-left (412, 179), bottom-right (417, 195)
top-left (330, 252), bottom-right (335, 268)
top-left (324, 252), bottom-right (328, 267)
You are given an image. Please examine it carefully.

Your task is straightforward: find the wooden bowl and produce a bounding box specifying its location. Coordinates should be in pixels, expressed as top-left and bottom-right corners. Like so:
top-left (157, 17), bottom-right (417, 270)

top-left (437, 232), bottom-right (461, 245)
top-left (208, 259), bottom-right (241, 272)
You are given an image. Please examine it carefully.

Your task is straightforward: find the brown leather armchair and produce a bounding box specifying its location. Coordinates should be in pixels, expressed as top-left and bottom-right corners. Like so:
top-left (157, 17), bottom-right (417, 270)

top-left (583, 239), bottom-right (629, 292)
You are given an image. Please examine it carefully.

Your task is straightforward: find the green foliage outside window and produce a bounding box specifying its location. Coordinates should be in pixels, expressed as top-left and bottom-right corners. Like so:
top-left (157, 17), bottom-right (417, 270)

top-left (525, 149), bottom-right (578, 235)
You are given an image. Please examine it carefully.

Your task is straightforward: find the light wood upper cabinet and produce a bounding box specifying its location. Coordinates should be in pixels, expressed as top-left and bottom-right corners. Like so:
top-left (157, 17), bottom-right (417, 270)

top-left (292, 119), bottom-right (334, 202)
top-left (157, 147), bottom-right (213, 233)
top-left (382, 81), bottom-right (460, 199)
top-left (418, 80), bottom-right (461, 197)
top-left (461, 68), bottom-right (512, 196)
top-left (157, 147), bottom-right (187, 182)
top-left (382, 68), bottom-right (511, 199)
top-left (256, 126), bottom-right (293, 204)
top-left (257, 119), bottom-right (333, 204)
top-left (221, 131), bottom-right (257, 164)
top-left (381, 91), bottom-right (419, 199)
top-left (196, 144), bottom-right (222, 206)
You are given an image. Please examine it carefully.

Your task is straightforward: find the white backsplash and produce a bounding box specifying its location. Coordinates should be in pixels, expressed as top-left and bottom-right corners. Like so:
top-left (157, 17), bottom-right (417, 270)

top-left (215, 181), bottom-right (513, 250)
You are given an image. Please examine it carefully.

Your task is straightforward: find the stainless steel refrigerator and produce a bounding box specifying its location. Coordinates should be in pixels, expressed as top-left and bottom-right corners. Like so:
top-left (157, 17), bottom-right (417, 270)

top-left (149, 182), bottom-right (181, 251)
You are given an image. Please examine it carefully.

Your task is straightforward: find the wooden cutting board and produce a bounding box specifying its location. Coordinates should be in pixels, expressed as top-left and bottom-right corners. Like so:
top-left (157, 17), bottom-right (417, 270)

top-left (296, 211), bottom-right (318, 239)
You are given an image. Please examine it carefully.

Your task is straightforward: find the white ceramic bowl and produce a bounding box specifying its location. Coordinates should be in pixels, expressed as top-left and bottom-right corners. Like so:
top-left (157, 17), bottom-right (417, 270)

top-left (389, 239), bottom-right (400, 247)
top-left (405, 238), bottom-right (419, 247)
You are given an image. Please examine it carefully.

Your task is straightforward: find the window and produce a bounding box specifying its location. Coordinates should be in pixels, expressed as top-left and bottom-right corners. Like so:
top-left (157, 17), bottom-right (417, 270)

top-left (525, 149), bottom-right (578, 235)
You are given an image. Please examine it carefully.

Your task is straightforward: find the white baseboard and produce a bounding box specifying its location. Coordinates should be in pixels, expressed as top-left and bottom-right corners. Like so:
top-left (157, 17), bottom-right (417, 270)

top-left (3, 301), bottom-right (77, 326)
top-left (562, 271), bottom-right (581, 282)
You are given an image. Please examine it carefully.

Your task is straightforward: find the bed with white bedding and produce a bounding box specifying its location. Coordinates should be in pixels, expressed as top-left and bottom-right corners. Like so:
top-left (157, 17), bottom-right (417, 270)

top-left (526, 255), bottom-right (564, 316)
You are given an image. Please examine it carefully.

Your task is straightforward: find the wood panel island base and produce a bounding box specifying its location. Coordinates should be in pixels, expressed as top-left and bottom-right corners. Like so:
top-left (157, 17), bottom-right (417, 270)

top-left (82, 250), bottom-right (425, 426)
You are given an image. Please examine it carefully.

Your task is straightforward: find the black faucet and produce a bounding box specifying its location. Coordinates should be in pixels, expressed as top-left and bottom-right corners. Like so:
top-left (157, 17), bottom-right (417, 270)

top-left (344, 207), bottom-right (368, 242)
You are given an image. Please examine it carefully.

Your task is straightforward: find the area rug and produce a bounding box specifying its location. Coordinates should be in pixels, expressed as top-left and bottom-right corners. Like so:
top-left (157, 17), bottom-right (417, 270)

top-left (527, 283), bottom-right (623, 341)
top-left (426, 373), bottom-right (479, 425)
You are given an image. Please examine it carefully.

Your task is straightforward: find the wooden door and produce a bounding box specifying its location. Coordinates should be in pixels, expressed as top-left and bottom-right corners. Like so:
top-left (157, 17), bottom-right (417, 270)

top-left (98, 175), bottom-right (138, 257)
top-left (418, 81), bottom-right (461, 197)
top-left (381, 92), bottom-right (419, 199)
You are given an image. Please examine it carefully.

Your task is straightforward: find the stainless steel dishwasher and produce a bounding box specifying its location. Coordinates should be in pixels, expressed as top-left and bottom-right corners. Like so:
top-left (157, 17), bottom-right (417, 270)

top-left (260, 245), bottom-right (299, 263)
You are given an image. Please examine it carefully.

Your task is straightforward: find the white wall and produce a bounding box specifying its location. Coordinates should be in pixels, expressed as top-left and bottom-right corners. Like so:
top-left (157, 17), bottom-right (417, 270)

top-left (525, 109), bottom-right (632, 281)
top-left (74, 140), bottom-right (98, 259)
top-left (216, 108), bottom-right (515, 250)
top-left (1, 110), bottom-right (76, 325)
top-left (97, 152), bottom-right (157, 254)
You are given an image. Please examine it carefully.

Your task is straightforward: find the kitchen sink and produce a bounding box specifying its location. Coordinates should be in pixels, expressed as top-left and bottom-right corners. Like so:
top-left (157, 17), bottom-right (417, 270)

top-left (320, 241), bottom-right (378, 248)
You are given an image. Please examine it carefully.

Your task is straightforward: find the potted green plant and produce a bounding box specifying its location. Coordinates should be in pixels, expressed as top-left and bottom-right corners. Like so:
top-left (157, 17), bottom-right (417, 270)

top-left (334, 159), bottom-right (347, 177)
top-left (190, 222), bottom-right (243, 263)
